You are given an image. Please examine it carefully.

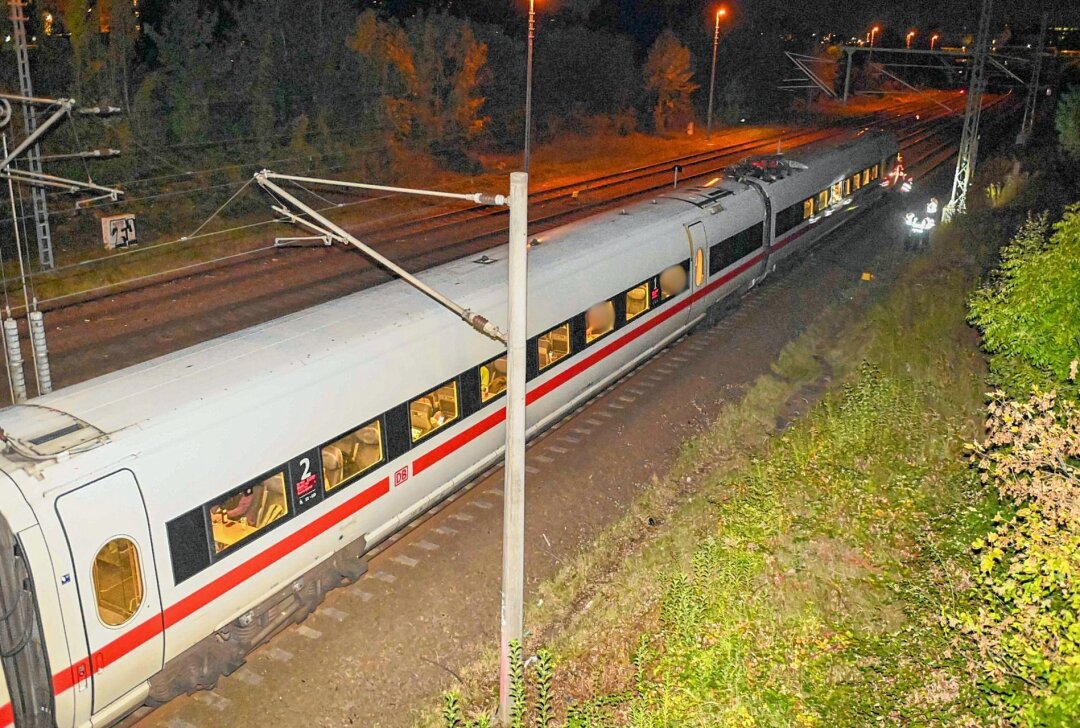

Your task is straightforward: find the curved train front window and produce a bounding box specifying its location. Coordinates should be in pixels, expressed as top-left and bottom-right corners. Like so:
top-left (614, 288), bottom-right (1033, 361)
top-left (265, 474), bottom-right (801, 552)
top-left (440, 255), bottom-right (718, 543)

top-left (210, 472), bottom-right (289, 553)
top-left (322, 420), bottom-right (384, 492)
top-left (92, 538), bottom-right (144, 627)
top-left (659, 264), bottom-right (688, 300)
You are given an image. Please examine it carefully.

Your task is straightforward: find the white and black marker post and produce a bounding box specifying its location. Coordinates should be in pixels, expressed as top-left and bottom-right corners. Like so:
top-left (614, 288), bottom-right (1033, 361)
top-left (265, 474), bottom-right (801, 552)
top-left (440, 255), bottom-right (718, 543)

top-left (499, 171), bottom-right (528, 723)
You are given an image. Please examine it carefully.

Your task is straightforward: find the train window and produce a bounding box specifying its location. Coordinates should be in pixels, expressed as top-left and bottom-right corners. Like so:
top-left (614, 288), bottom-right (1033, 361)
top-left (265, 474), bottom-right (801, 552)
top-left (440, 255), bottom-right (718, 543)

top-left (538, 322), bottom-right (571, 370)
top-left (710, 222), bottom-right (764, 275)
top-left (802, 198), bottom-right (814, 220)
top-left (844, 178), bottom-right (852, 196)
top-left (659, 264), bottom-right (688, 299)
top-left (585, 300), bottom-right (616, 343)
top-left (410, 381), bottom-right (459, 442)
top-left (322, 420), bottom-right (384, 492)
top-left (92, 538), bottom-right (144, 627)
top-left (479, 355), bottom-right (508, 403)
top-left (210, 472), bottom-right (289, 554)
top-left (816, 190), bottom-right (829, 211)
top-left (852, 174), bottom-right (861, 191)
top-left (625, 282), bottom-right (651, 321)
top-left (694, 248), bottom-right (705, 287)
top-left (873, 163), bottom-right (880, 180)
top-left (862, 168), bottom-right (871, 186)
top-left (831, 182), bottom-right (843, 205)
top-left (167, 508), bottom-right (212, 584)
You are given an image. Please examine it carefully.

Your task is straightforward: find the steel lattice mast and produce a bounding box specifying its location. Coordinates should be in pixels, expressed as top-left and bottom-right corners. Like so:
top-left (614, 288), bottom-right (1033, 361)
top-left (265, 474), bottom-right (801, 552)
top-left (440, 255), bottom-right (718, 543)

top-left (943, 0), bottom-right (993, 223)
top-left (1016, 13), bottom-right (1047, 145)
top-left (7, 0), bottom-right (55, 269)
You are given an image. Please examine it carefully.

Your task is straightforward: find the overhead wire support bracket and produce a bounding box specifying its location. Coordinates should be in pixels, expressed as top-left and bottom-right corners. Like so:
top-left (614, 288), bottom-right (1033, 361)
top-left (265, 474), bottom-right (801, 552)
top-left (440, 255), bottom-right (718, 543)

top-left (253, 170), bottom-right (509, 344)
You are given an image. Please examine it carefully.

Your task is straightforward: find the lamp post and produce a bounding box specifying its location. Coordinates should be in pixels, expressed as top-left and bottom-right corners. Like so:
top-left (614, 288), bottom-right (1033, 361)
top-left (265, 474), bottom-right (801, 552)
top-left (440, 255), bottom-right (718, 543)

top-left (706, 7), bottom-right (727, 134)
top-left (870, 25), bottom-right (880, 47)
top-left (906, 31), bottom-right (915, 49)
top-left (930, 33), bottom-right (940, 50)
top-left (523, 0), bottom-right (536, 173)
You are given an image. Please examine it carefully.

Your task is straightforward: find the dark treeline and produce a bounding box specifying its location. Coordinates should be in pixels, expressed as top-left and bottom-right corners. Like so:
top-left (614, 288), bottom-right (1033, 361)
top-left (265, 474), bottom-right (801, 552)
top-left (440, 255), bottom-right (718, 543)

top-left (0, 0), bottom-right (813, 178)
top-left (0, 0), bottom-right (843, 264)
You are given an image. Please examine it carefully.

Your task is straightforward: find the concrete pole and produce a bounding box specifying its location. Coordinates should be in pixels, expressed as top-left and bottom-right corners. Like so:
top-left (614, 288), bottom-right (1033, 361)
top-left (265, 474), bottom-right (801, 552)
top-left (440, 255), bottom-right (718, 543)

top-left (499, 171), bottom-right (528, 724)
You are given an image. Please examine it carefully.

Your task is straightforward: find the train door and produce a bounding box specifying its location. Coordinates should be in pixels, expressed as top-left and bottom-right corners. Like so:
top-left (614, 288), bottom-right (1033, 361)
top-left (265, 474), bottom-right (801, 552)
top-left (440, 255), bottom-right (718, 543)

top-left (55, 471), bottom-right (164, 716)
top-left (687, 222), bottom-right (708, 314)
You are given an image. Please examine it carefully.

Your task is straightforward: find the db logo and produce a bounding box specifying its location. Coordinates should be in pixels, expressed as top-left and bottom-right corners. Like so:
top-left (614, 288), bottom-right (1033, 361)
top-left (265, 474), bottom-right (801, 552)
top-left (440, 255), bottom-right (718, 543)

top-left (394, 467), bottom-right (409, 487)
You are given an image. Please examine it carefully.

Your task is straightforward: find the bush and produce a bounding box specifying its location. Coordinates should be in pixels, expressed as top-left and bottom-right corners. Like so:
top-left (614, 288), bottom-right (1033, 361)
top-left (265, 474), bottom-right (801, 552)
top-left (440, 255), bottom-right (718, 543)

top-left (952, 389), bottom-right (1080, 725)
top-left (968, 205), bottom-right (1080, 400)
top-left (1057, 86), bottom-right (1080, 160)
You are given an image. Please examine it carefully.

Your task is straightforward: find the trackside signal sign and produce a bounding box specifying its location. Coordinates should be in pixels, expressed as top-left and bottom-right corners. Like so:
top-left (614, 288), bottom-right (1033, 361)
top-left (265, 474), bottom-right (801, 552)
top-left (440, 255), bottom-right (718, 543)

top-left (101, 213), bottom-right (137, 250)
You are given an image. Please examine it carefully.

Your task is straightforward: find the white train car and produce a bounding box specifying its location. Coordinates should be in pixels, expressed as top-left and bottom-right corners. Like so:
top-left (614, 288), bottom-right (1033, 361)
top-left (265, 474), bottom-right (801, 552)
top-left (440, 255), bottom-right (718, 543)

top-left (0, 129), bottom-right (897, 728)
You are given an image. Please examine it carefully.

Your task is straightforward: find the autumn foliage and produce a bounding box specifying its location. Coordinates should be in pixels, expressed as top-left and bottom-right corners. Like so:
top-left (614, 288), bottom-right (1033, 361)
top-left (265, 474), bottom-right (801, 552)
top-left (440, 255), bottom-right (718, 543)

top-left (954, 203), bottom-right (1080, 725)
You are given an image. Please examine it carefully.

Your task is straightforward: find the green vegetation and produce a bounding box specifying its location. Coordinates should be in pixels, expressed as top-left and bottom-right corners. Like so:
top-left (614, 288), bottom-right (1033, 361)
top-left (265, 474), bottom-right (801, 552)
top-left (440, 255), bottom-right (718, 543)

top-left (968, 206), bottom-right (1080, 400)
top-left (643, 30), bottom-right (699, 134)
top-left (433, 161), bottom-right (1080, 726)
top-left (1057, 86), bottom-right (1080, 159)
top-left (948, 202), bottom-right (1080, 725)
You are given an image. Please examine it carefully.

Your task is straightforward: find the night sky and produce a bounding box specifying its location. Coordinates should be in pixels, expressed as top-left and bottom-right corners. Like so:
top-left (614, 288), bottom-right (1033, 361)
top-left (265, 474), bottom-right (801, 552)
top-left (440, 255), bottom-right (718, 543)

top-left (156, 0), bottom-right (1080, 38)
top-left (370, 0), bottom-right (1079, 39)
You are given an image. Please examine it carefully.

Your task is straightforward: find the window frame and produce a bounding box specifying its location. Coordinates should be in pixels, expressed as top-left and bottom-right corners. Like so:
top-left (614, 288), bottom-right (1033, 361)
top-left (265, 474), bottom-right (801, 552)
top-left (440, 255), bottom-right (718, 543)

top-left (624, 281), bottom-right (652, 322)
top-left (320, 417), bottom-right (386, 494)
top-left (478, 354), bottom-right (509, 404)
top-left (536, 320), bottom-right (573, 372)
top-left (92, 537), bottom-right (145, 628)
top-left (658, 261), bottom-right (691, 301)
top-left (408, 378), bottom-right (461, 444)
top-left (206, 466), bottom-right (293, 559)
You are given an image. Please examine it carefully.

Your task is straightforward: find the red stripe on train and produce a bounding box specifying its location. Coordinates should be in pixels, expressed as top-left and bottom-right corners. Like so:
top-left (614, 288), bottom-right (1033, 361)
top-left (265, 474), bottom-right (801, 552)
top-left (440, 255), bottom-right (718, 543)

top-left (47, 478), bottom-right (390, 698)
top-left (0, 701), bottom-right (13, 728)
top-left (39, 241), bottom-right (774, 711)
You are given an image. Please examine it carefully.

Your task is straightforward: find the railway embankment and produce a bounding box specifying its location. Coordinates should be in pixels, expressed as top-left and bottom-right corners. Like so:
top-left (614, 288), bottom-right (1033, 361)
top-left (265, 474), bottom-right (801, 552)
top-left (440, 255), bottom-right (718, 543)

top-left (427, 146), bottom-right (1080, 725)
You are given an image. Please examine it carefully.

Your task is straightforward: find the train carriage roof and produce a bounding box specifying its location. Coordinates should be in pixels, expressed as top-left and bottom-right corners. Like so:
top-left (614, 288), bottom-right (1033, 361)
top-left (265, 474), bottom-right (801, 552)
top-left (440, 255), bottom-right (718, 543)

top-left (0, 127), bottom-right (895, 469)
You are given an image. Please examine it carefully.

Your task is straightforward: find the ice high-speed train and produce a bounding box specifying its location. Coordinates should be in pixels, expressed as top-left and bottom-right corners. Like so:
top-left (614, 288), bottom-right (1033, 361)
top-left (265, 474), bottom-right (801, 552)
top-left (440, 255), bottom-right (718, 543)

top-left (0, 130), bottom-right (898, 727)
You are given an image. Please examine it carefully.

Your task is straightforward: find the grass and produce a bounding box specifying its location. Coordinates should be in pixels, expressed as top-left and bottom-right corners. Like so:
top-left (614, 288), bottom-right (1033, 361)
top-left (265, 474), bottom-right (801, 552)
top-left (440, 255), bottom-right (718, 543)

top-left (422, 192), bottom-right (1020, 726)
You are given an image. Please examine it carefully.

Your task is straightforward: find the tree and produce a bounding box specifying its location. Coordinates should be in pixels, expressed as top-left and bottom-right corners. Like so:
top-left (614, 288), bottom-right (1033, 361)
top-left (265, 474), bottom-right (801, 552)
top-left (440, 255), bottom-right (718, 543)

top-left (352, 11), bottom-right (488, 168)
top-left (1056, 85), bottom-right (1080, 159)
top-left (643, 29), bottom-right (697, 133)
top-left (140, 0), bottom-right (220, 145)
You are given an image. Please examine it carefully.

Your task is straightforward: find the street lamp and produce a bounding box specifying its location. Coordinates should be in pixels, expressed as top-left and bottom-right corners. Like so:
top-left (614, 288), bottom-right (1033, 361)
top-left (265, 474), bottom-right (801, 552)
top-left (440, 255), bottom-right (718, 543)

top-left (523, 0), bottom-right (536, 173)
top-left (706, 7), bottom-right (727, 134)
top-left (870, 25), bottom-right (880, 47)
top-left (906, 30), bottom-right (916, 49)
top-left (930, 33), bottom-right (940, 50)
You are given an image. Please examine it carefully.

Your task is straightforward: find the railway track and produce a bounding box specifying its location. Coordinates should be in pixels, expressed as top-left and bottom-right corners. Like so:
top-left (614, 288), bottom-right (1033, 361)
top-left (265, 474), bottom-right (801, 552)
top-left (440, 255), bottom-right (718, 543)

top-left (0, 94), bottom-right (1008, 405)
top-left (24, 95), bottom-right (955, 315)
